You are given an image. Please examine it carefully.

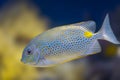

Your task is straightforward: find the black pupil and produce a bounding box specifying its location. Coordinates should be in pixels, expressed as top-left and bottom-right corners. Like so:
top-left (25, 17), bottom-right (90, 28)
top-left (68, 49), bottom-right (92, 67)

top-left (27, 49), bottom-right (31, 55)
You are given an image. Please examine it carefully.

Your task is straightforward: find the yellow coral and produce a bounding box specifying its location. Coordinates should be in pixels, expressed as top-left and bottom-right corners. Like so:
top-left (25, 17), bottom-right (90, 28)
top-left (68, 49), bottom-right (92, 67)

top-left (0, 3), bottom-right (47, 80)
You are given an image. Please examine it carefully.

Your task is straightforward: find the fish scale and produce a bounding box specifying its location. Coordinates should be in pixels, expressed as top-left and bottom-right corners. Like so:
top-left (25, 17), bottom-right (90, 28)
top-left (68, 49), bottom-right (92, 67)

top-left (39, 26), bottom-right (94, 59)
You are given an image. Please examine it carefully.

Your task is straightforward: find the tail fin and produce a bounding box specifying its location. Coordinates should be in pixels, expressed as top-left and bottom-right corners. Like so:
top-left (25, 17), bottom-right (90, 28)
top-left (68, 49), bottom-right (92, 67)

top-left (98, 14), bottom-right (120, 44)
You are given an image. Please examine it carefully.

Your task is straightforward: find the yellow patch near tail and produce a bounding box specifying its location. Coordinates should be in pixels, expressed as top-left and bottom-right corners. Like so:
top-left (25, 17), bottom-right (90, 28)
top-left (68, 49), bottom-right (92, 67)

top-left (84, 31), bottom-right (93, 38)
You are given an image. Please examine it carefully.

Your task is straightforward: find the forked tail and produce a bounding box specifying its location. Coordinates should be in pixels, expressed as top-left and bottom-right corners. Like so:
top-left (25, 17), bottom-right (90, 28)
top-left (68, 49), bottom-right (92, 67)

top-left (98, 14), bottom-right (120, 44)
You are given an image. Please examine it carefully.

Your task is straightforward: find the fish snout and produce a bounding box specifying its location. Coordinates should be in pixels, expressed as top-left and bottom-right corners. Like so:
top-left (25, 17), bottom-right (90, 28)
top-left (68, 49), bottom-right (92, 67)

top-left (21, 58), bottom-right (26, 63)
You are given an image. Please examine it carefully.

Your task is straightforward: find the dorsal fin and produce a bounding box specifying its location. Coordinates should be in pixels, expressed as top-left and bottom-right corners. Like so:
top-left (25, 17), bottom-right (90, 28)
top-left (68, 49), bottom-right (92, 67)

top-left (71, 21), bottom-right (96, 32)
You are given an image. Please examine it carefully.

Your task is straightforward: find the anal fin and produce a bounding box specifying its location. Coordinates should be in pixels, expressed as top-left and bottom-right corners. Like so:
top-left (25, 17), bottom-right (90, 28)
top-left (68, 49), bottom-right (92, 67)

top-left (85, 40), bottom-right (101, 55)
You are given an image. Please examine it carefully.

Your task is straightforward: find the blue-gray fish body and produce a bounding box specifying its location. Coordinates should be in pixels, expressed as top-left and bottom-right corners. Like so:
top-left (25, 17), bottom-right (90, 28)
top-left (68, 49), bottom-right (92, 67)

top-left (21, 14), bottom-right (120, 67)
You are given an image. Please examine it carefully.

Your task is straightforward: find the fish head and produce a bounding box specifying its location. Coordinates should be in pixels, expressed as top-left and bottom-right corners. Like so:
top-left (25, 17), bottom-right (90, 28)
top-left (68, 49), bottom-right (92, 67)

top-left (21, 43), bottom-right (40, 65)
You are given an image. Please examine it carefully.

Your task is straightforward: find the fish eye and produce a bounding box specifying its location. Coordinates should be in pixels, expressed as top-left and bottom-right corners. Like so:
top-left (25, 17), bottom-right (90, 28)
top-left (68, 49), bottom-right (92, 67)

top-left (26, 48), bottom-right (32, 55)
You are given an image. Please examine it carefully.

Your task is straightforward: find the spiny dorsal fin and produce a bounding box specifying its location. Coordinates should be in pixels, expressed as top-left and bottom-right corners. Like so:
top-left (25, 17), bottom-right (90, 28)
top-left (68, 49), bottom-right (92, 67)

top-left (71, 21), bottom-right (96, 32)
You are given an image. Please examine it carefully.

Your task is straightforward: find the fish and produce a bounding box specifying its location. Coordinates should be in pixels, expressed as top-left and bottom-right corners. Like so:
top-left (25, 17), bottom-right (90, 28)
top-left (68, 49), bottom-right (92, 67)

top-left (21, 14), bottom-right (120, 67)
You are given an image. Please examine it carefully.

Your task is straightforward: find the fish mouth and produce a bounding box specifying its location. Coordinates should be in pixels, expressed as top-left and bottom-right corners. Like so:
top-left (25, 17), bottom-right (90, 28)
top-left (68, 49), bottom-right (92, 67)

top-left (21, 58), bottom-right (37, 65)
top-left (21, 58), bottom-right (26, 64)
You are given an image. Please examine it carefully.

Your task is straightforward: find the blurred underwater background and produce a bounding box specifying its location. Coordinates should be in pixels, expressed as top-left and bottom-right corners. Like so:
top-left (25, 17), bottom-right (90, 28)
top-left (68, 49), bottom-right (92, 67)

top-left (0, 0), bottom-right (120, 80)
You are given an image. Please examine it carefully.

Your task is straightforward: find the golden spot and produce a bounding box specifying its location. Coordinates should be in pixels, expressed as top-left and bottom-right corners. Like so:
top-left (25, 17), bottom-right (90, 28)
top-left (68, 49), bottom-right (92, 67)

top-left (84, 31), bottom-right (93, 38)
